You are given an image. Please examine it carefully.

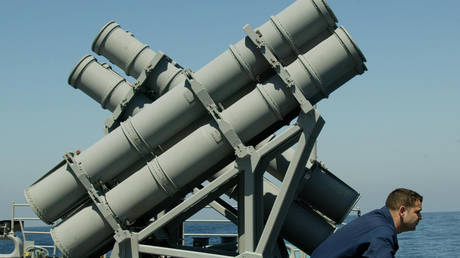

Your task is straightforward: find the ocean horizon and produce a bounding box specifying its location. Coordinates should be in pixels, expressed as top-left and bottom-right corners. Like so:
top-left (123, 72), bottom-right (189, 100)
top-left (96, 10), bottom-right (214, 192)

top-left (1, 211), bottom-right (459, 257)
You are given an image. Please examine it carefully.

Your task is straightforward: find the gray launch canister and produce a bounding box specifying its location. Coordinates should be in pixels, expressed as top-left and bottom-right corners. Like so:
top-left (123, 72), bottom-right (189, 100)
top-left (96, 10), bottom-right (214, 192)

top-left (25, 0), bottom-right (339, 224)
top-left (50, 26), bottom-right (366, 257)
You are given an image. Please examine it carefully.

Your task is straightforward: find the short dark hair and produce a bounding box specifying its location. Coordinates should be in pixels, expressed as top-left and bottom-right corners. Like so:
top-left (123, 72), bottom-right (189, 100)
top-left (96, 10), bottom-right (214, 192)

top-left (385, 188), bottom-right (423, 210)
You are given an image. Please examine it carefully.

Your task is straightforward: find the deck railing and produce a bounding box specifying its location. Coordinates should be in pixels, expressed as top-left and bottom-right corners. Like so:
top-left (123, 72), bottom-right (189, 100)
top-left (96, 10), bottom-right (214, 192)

top-left (9, 202), bottom-right (57, 257)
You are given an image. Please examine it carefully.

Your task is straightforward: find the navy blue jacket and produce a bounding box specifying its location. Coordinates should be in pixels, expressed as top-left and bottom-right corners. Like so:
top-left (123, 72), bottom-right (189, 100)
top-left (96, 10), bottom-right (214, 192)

top-left (311, 207), bottom-right (398, 258)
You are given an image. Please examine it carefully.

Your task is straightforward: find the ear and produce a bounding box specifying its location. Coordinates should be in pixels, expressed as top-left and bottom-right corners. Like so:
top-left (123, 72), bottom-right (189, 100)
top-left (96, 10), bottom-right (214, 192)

top-left (399, 206), bottom-right (406, 217)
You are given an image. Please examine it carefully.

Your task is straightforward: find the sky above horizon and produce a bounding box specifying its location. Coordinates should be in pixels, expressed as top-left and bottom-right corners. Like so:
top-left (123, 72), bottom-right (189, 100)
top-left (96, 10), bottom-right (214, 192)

top-left (0, 0), bottom-right (459, 223)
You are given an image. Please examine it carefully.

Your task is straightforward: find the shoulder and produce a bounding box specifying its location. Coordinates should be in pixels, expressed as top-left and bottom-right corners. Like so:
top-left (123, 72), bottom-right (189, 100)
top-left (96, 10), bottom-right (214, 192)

top-left (345, 208), bottom-right (391, 229)
top-left (369, 224), bottom-right (396, 239)
top-left (364, 208), bottom-right (395, 227)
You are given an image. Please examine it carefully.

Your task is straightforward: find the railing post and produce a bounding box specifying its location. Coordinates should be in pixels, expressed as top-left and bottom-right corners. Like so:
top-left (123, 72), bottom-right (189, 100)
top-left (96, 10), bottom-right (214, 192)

top-left (10, 201), bottom-right (15, 234)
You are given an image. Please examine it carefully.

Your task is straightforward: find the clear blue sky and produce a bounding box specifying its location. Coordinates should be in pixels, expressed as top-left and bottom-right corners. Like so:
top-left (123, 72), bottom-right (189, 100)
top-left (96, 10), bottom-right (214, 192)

top-left (0, 1), bottom-right (458, 221)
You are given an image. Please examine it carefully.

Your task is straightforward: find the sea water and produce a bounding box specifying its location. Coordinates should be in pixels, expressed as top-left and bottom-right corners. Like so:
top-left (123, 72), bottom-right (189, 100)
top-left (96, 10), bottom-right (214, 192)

top-left (1, 211), bottom-right (459, 257)
top-left (396, 211), bottom-right (460, 258)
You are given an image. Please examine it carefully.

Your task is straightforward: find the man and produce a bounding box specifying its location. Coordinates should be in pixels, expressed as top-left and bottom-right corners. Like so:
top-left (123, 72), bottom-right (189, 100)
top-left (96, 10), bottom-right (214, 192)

top-left (311, 188), bottom-right (423, 258)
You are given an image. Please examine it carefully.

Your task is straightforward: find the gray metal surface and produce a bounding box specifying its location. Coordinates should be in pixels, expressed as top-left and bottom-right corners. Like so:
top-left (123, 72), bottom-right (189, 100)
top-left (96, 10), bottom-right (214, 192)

top-left (22, 0), bottom-right (368, 257)
top-left (93, 22), bottom-right (187, 96)
top-left (263, 179), bottom-right (334, 254)
top-left (208, 124), bottom-right (336, 255)
top-left (138, 245), bottom-right (234, 258)
top-left (267, 151), bottom-right (360, 224)
top-left (256, 111), bottom-right (323, 256)
top-left (49, 26), bottom-right (365, 257)
top-left (25, 0), bottom-right (339, 225)
top-left (68, 55), bottom-right (149, 114)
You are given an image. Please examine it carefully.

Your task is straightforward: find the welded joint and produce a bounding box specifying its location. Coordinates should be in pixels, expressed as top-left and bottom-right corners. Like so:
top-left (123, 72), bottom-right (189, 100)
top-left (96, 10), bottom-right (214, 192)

top-left (235, 145), bottom-right (256, 161)
top-left (113, 232), bottom-right (140, 258)
top-left (234, 145), bottom-right (263, 181)
top-left (113, 230), bottom-right (134, 243)
top-left (296, 107), bottom-right (324, 136)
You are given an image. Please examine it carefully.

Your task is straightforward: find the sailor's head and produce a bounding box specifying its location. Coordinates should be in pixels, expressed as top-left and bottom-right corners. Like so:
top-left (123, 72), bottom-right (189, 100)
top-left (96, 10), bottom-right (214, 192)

top-left (386, 188), bottom-right (423, 233)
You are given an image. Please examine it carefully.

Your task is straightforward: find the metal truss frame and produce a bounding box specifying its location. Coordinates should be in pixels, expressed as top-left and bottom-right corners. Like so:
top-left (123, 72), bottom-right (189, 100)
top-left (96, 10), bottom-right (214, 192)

top-left (87, 21), bottom-right (326, 258)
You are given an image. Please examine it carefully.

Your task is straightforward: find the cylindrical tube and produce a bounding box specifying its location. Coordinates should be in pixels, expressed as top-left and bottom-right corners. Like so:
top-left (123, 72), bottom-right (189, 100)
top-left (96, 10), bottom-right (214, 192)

top-left (92, 21), bottom-right (156, 78)
top-left (92, 22), bottom-right (187, 96)
top-left (91, 21), bottom-right (187, 97)
top-left (267, 151), bottom-right (360, 224)
top-left (299, 163), bottom-right (360, 224)
top-left (92, 0), bottom-right (337, 78)
top-left (210, 158), bottom-right (335, 255)
top-left (68, 55), bottom-right (151, 115)
top-left (263, 180), bottom-right (334, 255)
top-left (25, 0), bottom-right (339, 224)
top-left (51, 27), bottom-right (366, 257)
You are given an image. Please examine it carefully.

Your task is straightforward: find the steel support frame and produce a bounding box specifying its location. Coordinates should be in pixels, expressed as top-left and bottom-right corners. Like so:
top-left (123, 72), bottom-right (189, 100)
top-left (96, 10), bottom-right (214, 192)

top-left (231, 117), bottom-right (305, 255)
top-left (207, 197), bottom-right (239, 225)
top-left (234, 109), bottom-right (323, 257)
top-left (192, 186), bottom-right (238, 224)
top-left (110, 165), bottom-right (241, 258)
top-left (111, 19), bottom-right (326, 256)
top-left (139, 244), bottom-right (234, 258)
top-left (239, 22), bottom-right (325, 257)
top-left (236, 146), bottom-right (264, 253)
top-left (137, 166), bottom-right (241, 242)
top-left (110, 115), bottom-right (319, 258)
top-left (256, 110), bottom-right (324, 256)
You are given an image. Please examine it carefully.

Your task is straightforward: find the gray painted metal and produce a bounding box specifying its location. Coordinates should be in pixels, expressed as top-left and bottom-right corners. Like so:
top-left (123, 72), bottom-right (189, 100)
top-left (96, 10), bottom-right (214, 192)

top-left (263, 178), bottom-right (334, 254)
top-left (237, 147), bottom-right (265, 253)
top-left (207, 198), bottom-right (238, 225)
top-left (207, 124), bottom-right (335, 255)
top-left (92, 22), bottom-right (187, 97)
top-left (122, 153), bottom-right (314, 257)
top-left (62, 152), bottom-right (123, 233)
top-left (69, 20), bottom-right (351, 235)
top-left (68, 55), bottom-right (150, 115)
top-left (136, 165), bottom-right (240, 242)
top-left (25, 0), bottom-right (339, 225)
top-left (256, 111), bottom-right (323, 256)
top-left (49, 26), bottom-right (365, 257)
top-left (267, 151), bottom-right (360, 224)
top-left (110, 233), bottom-right (140, 258)
top-left (92, 0), bottom-right (337, 80)
top-left (138, 245), bottom-right (234, 258)
top-left (68, 49), bottom-right (186, 123)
